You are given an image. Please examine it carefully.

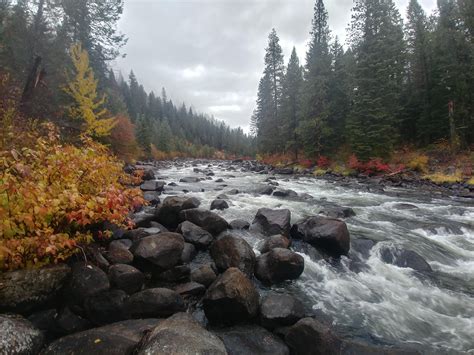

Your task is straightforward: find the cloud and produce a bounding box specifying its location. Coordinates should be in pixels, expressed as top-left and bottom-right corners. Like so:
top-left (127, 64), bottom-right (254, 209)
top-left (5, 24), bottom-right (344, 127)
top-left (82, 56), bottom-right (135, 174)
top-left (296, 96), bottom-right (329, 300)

top-left (115, 0), bottom-right (437, 131)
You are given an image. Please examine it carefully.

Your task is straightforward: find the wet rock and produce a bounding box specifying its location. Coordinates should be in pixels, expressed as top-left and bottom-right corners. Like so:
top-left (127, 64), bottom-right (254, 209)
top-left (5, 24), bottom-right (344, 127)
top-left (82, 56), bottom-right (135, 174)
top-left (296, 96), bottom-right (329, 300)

top-left (215, 178), bottom-right (225, 183)
top-left (124, 288), bottom-right (185, 318)
top-left (217, 193), bottom-right (229, 200)
top-left (42, 319), bottom-right (161, 355)
top-left (319, 206), bottom-right (356, 219)
top-left (0, 315), bottom-right (44, 355)
top-left (65, 263), bottom-right (110, 306)
top-left (157, 265), bottom-right (190, 282)
top-left (213, 325), bottom-right (289, 355)
top-left (228, 189), bottom-right (240, 195)
top-left (131, 233), bottom-right (184, 270)
top-left (28, 309), bottom-right (59, 342)
top-left (142, 169), bottom-right (155, 181)
top-left (108, 264), bottom-right (145, 294)
top-left (137, 313), bottom-right (226, 355)
top-left (143, 191), bottom-right (161, 205)
top-left (140, 180), bottom-right (165, 192)
top-left (210, 234), bottom-right (256, 276)
top-left (155, 196), bottom-right (201, 228)
top-left (0, 264), bottom-right (70, 314)
top-left (250, 208), bottom-right (291, 237)
top-left (230, 219), bottom-right (250, 230)
top-left (180, 208), bottom-right (230, 236)
top-left (273, 189), bottom-right (298, 198)
top-left (393, 203), bottom-right (419, 210)
top-left (55, 307), bottom-right (92, 335)
top-left (259, 235), bottom-right (291, 253)
top-left (106, 242), bottom-right (133, 264)
top-left (260, 293), bottom-right (305, 329)
top-left (191, 264), bottom-right (217, 287)
top-left (255, 248), bottom-right (304, 285)
top-left (176, 220), bottom-right (214, 249)
top-left (203, 268), bottom-right (259, 325)
top-left (254, 186), bottom-right (275, 195)
top-left (273, 167), bottom-right (294, 175)
top-left (131, 212), bottom-right (155, 228)
top-left (179, 176), bottom-right (200, 183)
top-left (351, 239), bottom-right (376, 259)
top-left (123, 227), bottom-right (163, 242)
top-left (380, 246), bottom-right (432, 272)
top-left (110, 239), bottom-right (132, 250)
top-left (174, 282), bottom-right (206, 297)
top-left (211, 199), bottom-right (229, 210)
top-left (84, 289), bottom-right (128, 325)
top-left (291, 216), bottom-right (350, 256)
top-left (181, 242), bottom-right (197, 263)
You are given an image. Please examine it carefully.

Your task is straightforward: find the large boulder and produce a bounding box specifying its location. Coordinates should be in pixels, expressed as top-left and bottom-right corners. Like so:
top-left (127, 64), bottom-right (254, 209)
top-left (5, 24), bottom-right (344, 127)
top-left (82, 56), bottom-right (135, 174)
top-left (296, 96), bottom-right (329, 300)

top-left (0, 315), bottom-right (44, 355)
top-left (213, 325), bottom-right (289, 355)
top-left (84, 289), bottom-right (128, 325)
top-left (0, 264), bottom-right (70, 314)
top-left (319, 205), bottom-right (356, 219)
top-left (180, 208), bottom-right (230, 236)
top-left (203, 268), bottom-right (259, 325)
top-left (106, 242), bottom-right (133, 265)
top-left (291, 216), bottom-right (350, 256)
top-left (131, 233), bottom-right (184, 270)
top-left (140, 180), bottom-right (165, 192)
top-left (260, 293), bottom-right (305, 329)
top-left (64, 263), bottom-right (109, 305)
top-left (254, 186), bottom-right (275, 195)
top-left (155, 196), bottom-right (201, 228)
top-left (211, 199), bottom-right (229, 211)
top-left (255, 248), bottom-right (304, 285)
top-left (259, 235), bottom-right (290, 253)
top-left (41, 319), bottom-right (161, 355)
top-left (54, 307), bottom-right (91, 335)
top-left (191, 264), bottom-right (217, 287)
top-left (179, 177), bottom-right (201, 183)
top-left (137, 313), bottom-right (227, 355)
top-left (176, 221), bottom-right (214, 249)
top-left (379, 246), bottom-right (432, 272)
top-left (124, 288), bottom-right (185, 318)
top-left (273, 189), bottom-right (298, 198)
top-left (173, 282), bottom-right (206, 297)
top-left (108, 264), bottom-right (145, 294)
top-left (250, 208), bottom-right (291, 237)
top-left (210, 235), bottom-right (256, 276)
top-left (141, 169), bottom-right (155, 181)
top-left (230, 219), bottom-right (250, 230)
top-left (181, 242), bottom-right (197, 263)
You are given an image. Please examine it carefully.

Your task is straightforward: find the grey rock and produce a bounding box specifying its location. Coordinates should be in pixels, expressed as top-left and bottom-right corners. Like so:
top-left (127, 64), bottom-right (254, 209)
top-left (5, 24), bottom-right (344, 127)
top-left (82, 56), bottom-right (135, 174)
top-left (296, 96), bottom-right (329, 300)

top-left (250, 208), bottom-right (291, 237)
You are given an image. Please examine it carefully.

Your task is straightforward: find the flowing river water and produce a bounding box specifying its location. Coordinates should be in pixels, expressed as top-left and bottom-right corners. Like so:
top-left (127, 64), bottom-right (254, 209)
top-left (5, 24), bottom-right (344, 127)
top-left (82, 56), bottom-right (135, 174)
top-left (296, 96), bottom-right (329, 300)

top-left (153, 161), bottom-right (474, 354)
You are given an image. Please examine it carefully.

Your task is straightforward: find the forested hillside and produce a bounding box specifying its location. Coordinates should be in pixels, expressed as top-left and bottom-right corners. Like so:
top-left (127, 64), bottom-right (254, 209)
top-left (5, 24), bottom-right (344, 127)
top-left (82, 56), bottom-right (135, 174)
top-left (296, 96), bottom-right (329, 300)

top-left (252, 0), bottom-right (473, 162)
top-left (0, 0), bottom-right (254, 160)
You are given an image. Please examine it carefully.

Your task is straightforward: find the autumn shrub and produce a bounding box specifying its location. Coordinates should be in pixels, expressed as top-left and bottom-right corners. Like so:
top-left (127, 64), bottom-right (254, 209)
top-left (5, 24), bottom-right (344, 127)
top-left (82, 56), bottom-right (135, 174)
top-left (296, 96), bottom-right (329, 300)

top-left (423, 172), bottom-right (463, 184)
top-left (347, 154), bottom-right (391, 175)
top-left (0, 123), bottom-right (144, 271)
top-left (316, 156), bottom-right (330, 169)
top-left (109, 115), bottom-right (141, 162)
top-left (407, 154), bottom-right (429, 173)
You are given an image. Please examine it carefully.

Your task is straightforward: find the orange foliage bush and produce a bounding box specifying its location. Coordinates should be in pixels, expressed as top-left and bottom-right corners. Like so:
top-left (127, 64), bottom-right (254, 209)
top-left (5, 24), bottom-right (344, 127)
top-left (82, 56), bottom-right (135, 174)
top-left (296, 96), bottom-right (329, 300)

top-left (109, 115), bottom-right (140, 162)
top-left (0, 122), bottom-right (144, 271)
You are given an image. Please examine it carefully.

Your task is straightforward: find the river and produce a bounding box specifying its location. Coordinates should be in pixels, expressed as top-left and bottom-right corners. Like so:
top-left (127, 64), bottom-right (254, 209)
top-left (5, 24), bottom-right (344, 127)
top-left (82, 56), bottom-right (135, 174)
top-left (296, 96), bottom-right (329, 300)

top-left (153, 161), bottom-right (474, 354)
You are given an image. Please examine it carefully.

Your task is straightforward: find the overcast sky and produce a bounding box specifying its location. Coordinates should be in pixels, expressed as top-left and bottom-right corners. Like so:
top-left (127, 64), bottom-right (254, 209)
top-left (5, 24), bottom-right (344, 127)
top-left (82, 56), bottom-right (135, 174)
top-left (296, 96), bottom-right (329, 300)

top-left (115, 0), bottom-right (437, 133)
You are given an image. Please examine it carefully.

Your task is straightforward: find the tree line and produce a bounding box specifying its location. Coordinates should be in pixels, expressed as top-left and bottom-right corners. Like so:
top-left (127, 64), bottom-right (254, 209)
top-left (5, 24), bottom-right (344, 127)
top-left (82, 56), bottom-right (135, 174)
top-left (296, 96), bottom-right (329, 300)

top-left (0, 0), bottom-right (255, 159)
top-left (251, 0), bottom-right (474, 161)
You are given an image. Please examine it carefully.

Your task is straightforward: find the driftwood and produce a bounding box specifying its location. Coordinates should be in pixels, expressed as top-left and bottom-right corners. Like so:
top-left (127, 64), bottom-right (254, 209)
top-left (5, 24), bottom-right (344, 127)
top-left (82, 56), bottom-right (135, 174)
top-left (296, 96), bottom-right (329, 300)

top-left (20, 56), bottom-right (43, 107)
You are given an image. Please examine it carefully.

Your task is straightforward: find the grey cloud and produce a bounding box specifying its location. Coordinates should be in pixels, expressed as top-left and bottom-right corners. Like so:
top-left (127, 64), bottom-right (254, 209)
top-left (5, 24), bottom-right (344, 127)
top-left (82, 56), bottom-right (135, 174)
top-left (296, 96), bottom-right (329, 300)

top-left (115, 0), bottom-right (437, 131)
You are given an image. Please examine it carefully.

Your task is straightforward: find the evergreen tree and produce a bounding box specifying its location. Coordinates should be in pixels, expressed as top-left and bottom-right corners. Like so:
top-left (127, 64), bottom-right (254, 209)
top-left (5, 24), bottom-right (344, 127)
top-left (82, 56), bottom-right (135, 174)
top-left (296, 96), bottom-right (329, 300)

top-left (347, 0), bottom-right (405, 159)
top-left (281, 47), bottom-right (303, 160)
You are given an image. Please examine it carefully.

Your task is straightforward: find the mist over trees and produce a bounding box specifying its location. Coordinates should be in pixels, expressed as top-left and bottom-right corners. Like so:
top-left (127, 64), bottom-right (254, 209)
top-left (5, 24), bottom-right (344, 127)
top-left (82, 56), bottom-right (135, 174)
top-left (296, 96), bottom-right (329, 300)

top-left (0, 0), bottom-right (254, 159)
top-left (251, 0), bottom-right (474, 161)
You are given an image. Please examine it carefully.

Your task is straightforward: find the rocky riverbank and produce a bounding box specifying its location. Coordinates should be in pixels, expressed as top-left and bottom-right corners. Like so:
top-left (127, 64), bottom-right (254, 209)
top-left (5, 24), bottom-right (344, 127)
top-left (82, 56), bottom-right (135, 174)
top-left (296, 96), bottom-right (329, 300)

top-left (0, 159), bottom-right (468, 354)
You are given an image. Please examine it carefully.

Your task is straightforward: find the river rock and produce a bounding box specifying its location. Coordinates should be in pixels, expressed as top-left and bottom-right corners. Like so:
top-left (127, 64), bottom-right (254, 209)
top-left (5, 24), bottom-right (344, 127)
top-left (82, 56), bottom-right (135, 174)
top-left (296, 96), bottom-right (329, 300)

top-left (0, 264), bottom-right (70, 314)
top-left (273, 189), bottom-right (298, 198)
top-left (319, 205), bottom-right (356, 219)
top-left (291, 216), bottom-right (350, 256)
top-left (106, 242), bottom-right (133, 264)
top-left (123, 227), bottom-right (164, 242)
top-left (140, 180), bottom-right (165, 192)
top-left (191, 264), bottom-right (217, 287)
top-left (141, 169), bottom-right (155, 181)
top-left (255, 248), bottom-right (304, 285)
top-left (131, 212), bottom-right (155, 228)
top-left (176, 220), bottom-right (214, 249)
top-left (108, 264), bottom-right (145, 294)
top-left (180, 208), bottom-right (230, 236)
top-left (230, 219), bottom-right (250, 230)
top-left (179, 176), bottom-right (200, 183)
top-left (124, 288), bottom-right (185, 318)
top-left (157, 265), bottom-right (190, 282)
top-left (210, 234), bottom-right (256, 276)
top-left (131, 233), bottom-right (184, 270)
top-left (250, 208), bottom-right (291, 237)
top-left (254, 186), bottom-right (275, 195)
top-left (65, 263), bottom-right (110, 305)
top-left (260, 293), bottom-right (305, 329)
top-left (174, 282), bottom-right (206, 297)
top-left (137, 313), bottom-right (227, 355)
top-left (228, 189), bottom-right (239, 195)
top-left (0, 315), bottom-right (43, 355)
top-left (55, 307), bottom-right (92, 335)
top-left (203, 268), bottom-right (259, 325)
top-left (84, 289), bottom-right (128, 325)
top-left (143, 191), bottom-right (161, 205)
top-left (213, 325), bottom-right (289, 355)
top-left (351, 239), bottom-right (376, 259)
top-left (155, 196), bottom-right (201, 228)
top-left (181, 242), bottom-right (197, 263)
top-left (211, 199), bottom-right (229, 210)
top-left (393, 203), bottom-right (419, 210)
top-left (41, 319), bottom-right (161, 355)
top-left (273, 167), bottom-right (294, 174)
top-left (259, 235), bottom-right (291, 253)
top-left (380, 246), bottom-right (432, 272)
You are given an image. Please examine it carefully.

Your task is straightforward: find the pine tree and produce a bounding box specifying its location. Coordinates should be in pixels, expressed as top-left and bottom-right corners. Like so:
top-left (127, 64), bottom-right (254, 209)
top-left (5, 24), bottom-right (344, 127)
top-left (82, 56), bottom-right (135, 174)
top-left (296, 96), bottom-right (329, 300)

top-left (347, 0), bottom-right (405, 159)
top-left (281, 47), bottom-right (303, 160)
top-left (64, 43), bottom-right (116, 139)
top-left (300, 0), bottom-right (332, 157)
